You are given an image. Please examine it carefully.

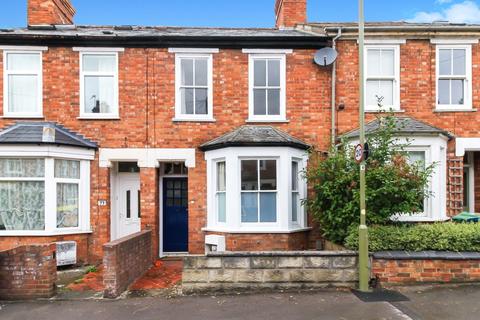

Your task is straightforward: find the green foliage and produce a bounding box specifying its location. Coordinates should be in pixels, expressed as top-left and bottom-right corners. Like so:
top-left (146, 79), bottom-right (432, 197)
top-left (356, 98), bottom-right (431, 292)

top-left (86, 265), bottom-right (98, 274)
top-left (345, 222), bottom-right (480, 252)
top-left (306, 113), bottom-right (434, 244)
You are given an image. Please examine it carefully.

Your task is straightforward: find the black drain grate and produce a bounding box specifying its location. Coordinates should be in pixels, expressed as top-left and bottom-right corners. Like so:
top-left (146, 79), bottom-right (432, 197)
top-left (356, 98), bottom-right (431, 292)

top-left (351, 289), bottom-right (410, 303)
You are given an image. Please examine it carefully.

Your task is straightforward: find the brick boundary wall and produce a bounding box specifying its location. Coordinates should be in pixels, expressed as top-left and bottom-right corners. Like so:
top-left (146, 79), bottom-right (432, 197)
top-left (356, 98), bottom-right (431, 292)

top-left (372, 251), bottom-right (480, 285)
top-left (0, 244), bottom-right (57, 300)
top-left (103, 230), bottom-right (152, 298)
top-left (182, 251), bottom-right (358, 293)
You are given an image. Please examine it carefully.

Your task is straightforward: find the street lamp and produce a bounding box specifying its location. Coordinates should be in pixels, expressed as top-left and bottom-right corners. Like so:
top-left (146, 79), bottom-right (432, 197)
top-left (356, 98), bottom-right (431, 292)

top-left (358, 0), bottom-right (370, 292)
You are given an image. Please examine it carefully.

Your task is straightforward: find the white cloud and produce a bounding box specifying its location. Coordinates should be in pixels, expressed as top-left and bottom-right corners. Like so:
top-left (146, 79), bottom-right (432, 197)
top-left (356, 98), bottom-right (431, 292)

top-left (408, 1), bottom-right (480, 23)
top-left (436, 0), bottom-right (453, 4)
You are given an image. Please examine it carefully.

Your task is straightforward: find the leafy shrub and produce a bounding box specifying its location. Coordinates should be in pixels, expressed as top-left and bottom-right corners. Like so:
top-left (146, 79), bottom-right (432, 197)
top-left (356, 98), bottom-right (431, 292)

top-left (345, 222), bottom-right (480, 252)
top-left (306, 113), bottom-right (434, 244)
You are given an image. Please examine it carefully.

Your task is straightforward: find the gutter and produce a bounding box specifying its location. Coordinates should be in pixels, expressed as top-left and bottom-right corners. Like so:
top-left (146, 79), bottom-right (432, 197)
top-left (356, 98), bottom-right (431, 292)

top-left (323, 25), bottom-right (480, 32)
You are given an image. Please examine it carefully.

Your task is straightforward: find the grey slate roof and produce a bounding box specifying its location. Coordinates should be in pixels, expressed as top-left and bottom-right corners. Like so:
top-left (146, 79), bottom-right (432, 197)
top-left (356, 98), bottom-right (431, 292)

top-left (0, 122), bottom-right (98, 149)
top-left (341, 116), bottom-right (453, 139)
top-left (199, 125), bottom-right (310, 151)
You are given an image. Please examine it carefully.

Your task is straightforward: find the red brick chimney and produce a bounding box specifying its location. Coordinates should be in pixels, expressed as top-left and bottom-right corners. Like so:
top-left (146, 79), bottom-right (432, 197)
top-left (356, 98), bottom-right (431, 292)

top-left (275, 0), bottom-right (307, 29)
top-left (28, 0), bottom-right (76, 26)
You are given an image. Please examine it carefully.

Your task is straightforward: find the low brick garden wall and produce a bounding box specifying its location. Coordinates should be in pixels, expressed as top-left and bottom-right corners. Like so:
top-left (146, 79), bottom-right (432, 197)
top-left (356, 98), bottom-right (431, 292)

top-left (183, 251), bottom-right (358, 293)
top-left (372, 251), bottom-right (480, 285)
top-left (0, 244), bottom-right (57, 300)
top-left (103, 230), bottom-right (152, 298)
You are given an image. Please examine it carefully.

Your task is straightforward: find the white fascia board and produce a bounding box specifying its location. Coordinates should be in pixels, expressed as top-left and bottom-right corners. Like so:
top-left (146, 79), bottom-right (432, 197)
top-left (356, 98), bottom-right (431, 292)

top-left (73, 47), bottom-right (125, 52)
top-left (168, 48), bottom-right (219, 53)
top-left (0, 145), bottom-right (95, 160)
top-left (431, 38), bottom-right (479, 44)
top-left (242, 49), bottom-right (293, 54)
top-left (456, 138), bottom-right (480, 156)
top-left (99, 148), bottom-right (196, 168)
top-left (0, 46), bottom-right (48, 51)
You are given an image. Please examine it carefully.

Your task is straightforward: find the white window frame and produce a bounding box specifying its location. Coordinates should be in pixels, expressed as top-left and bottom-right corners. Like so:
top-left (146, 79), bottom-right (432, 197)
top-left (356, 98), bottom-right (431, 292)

top-left (79, 51), bottom-right (119, 119)
top-left (435, 44), bottom-right (472, 111)
top-left (248, 54), bottom-right (287, 122)
top-left (174, 53), bottom-right (214, 121)
top-left (204, 147), bottom-right (308, 233)
top-left (214, 159), bottom-right (227, 224)
top-left (0, 145), bottom-right (93, 236)
top-left (463, 152), bottom-right (475, 212)
top-left (3, 50), bottom-right (43, 118)
top-left (291, 159), bottom-right (301, 225)
top-left (239, 158), bottom-right (279, 226)
top-left (364, 45), bottom-right (401, 111)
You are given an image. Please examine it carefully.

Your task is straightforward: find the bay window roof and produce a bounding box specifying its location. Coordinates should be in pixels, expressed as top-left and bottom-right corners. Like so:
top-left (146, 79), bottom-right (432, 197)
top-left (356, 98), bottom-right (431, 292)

top-left (199, 125), bottom-right (310, 151)
top-left (0, 122), bottom-right (98, 149)
top-left (341, 116), bottom-right (453, 139)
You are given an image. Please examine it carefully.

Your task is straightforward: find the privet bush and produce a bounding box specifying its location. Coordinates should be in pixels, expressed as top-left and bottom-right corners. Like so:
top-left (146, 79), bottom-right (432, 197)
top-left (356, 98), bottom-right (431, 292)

top-left (306, 113), bottom-right (434, 244)
top-left (345, 223), bottom-right (480, 252)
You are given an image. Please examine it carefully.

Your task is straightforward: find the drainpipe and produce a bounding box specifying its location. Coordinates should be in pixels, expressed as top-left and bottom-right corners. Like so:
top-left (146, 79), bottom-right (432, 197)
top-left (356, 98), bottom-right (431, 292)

top-left (331, 27), bottom-right (342, 146)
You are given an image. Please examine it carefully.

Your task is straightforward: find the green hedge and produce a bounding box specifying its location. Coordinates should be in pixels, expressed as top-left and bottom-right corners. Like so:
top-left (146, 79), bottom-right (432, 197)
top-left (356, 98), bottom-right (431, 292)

top-left (344, 223), bottom-right (480, 252)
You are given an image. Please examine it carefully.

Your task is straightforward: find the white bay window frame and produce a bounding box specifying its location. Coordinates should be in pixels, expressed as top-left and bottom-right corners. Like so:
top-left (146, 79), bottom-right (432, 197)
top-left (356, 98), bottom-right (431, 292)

top-left (364, 44), bottom-right (401, 111)
top-left (3, 49), bottom-right (44, 118)
top-left (78, 51), bottom-right (119, 119)
top-left (173, 52), bottom-right (214, 121)
top-left (0, 145), bottom-right (94, 236)
top-left (435, 44), bottom-right (472, 111)
top-left (205, 147), bottom-right (308, 233)
top-left (248, 54), bottom-right (287, 122)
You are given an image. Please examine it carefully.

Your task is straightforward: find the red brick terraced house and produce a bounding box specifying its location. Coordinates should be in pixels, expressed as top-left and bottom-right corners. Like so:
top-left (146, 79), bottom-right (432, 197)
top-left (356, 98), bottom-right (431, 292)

top-left (0, 0), bottom-right (478, 265)
top-left (0, 0), bottom-right (333, 264)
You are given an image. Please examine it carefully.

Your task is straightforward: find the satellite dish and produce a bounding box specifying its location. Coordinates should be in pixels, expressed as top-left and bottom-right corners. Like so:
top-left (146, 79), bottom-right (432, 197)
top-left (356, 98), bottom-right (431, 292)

top-left (314, 47), bottom-right (338, 67)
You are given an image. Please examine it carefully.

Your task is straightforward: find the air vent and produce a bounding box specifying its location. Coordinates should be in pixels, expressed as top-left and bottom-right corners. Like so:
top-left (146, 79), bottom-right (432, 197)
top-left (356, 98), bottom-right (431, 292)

top-left (102, 30), bottom-right (114, 35)
top-left (114, 25), bottom-right (134, 31)
top-left (56, 241), bottom-right (77, 266)
top-left (28, 24), bottom-right (56, 30)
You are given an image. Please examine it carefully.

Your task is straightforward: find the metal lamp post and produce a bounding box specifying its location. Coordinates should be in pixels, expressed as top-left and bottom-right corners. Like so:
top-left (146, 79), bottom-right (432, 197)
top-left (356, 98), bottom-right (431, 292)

top-left (358, 0), bottom-right (370, 292)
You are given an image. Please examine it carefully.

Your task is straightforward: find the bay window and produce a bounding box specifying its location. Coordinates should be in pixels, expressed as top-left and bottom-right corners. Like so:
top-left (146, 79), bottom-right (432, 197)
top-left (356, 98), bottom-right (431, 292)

top-left (3, 50), bottom-right (43, 117)
top-left (364, 45), bottom-right (400, 111)
top-left (436, 45), bottom-right (472, 110)
top-left (79, 52), bottom-right (119, 118)
top-left (205, 147), bottom-right (307, 232)
top-left (0, 157), bottom-right (91, 235)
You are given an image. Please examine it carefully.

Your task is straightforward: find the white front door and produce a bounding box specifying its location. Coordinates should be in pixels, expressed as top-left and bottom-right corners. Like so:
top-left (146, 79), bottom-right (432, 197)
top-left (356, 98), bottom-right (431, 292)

top-left (116, 173), bottom-right (141, 240)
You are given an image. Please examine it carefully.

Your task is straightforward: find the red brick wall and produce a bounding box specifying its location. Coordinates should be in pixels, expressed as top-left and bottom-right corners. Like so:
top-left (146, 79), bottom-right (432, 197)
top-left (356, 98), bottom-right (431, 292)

top-left (275, 0), bottom-right (307, 28)
top-left (373, 259), bottom-right (480, 285)
top-left (28, 0), bottom-right (75, 25)
top-left (206, 231), bottom-right (310, 252)
top-left (0, 244), bottom-right (57, 300)
top-left (103, 230), bottom-right (152, 298)
top-left (0, 46), bottom-right (331, 257)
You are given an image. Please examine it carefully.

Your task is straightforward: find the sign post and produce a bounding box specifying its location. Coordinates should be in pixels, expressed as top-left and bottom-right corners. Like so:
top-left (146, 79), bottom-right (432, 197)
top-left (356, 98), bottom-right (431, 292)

top-left (358, 0), bottom-right (370, 292)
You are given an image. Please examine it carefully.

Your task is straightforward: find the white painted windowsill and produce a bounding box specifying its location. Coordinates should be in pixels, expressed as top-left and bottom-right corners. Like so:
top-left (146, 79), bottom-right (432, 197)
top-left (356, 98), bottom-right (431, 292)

top-left (77, 116), bottom-right (121, 120)
top-left (434, 108), bottom-right (477, 113)
top-left (172, 117), bottom-right (217, 123)
top-left (0, 230), bottom-right (93, 237)
top-left (201, 227), bottom-right (312, 234)
top-left (246, 119), bottom-right (290, 123)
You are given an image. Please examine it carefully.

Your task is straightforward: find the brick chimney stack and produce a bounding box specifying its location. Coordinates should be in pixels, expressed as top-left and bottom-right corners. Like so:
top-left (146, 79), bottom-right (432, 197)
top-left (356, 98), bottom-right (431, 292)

top-left (274, 0), bottom-right (307, 29)
top-left (28, 0), bottom-right (76, 26)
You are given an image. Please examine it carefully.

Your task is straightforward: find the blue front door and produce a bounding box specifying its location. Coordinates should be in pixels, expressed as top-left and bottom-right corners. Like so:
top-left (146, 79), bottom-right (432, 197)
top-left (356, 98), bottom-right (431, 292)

top-left (163, 178), bottom-right (188, 252)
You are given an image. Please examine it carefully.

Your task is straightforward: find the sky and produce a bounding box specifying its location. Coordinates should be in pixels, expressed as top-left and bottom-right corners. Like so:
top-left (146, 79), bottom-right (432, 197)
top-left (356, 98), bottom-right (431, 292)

top-left (1, 0), bottom-right (480, 28)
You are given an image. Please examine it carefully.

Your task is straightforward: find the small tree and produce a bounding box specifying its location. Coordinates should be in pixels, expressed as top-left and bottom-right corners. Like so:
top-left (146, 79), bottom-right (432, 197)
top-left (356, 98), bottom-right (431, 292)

top-left (306, 112), bottom-right (434, 244)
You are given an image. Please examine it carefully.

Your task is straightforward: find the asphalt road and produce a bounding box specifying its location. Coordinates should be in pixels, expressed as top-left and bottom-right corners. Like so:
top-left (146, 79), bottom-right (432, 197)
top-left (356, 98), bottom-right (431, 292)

top-left (1, 284), bottom-right (479, 320)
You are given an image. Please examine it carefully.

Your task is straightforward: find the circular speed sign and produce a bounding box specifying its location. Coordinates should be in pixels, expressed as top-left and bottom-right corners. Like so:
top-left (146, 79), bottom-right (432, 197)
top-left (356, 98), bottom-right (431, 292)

top-left (354, 144), bottom-right (364, 163)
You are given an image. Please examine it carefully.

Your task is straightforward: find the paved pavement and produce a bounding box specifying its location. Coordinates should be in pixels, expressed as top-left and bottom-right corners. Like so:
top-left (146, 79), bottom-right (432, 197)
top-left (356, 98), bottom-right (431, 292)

top-left (1, 284), bottom-right (479, 320)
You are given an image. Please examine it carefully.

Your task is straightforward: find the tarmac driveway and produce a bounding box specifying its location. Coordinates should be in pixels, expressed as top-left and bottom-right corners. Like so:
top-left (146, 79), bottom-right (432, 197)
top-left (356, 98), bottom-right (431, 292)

top-left (1, 284), bottom-right (479, 320)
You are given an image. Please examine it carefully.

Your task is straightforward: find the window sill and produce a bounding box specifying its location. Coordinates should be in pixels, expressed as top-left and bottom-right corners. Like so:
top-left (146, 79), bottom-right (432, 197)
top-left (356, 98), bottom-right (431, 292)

top-left (172, 117), bottom-right (216, 123)
top-left (0, 229), bottom-right (93, 237)
top-left (77, 116), bottom-right (120, 120)
top-left (434, 108), bottom-right (477, 113)
top-left (201, 227), bottom-right (312, 234)
top-left (0, 115), bottom-right (44, 119)
top-left (245, 119), bottom-right (290, 123)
